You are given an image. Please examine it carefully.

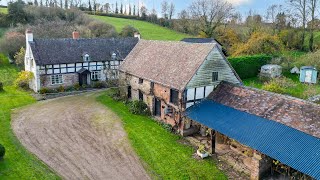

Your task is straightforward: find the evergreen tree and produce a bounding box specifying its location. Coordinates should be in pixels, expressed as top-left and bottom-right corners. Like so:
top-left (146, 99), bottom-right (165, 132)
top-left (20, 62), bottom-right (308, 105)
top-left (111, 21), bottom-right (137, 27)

top-left (34, 0), bottom-right (38, 6)
top-left (129, 4), bottom-right (131, 15)
top-left (120, 3), bottom-right (123, 14)
top-left (133, 5), bottom-right (136, 16)
top-left (88, 0), bottom-right (92, 11)
top-left (115, 2), bottom-right (118, 14)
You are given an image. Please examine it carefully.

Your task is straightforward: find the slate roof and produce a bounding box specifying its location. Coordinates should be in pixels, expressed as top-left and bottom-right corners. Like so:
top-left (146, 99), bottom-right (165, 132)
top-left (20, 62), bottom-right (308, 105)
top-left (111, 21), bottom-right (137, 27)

top-left (186, 100), bottom-right (320, 179)
top-left (119, 40), bottom-right (217, 91)
top-left (181, 38), bottom-right (219, 44)
top-left (208, 81), bottom-right (320, 138)
top-left (29, 38), bottom-right (139, 65)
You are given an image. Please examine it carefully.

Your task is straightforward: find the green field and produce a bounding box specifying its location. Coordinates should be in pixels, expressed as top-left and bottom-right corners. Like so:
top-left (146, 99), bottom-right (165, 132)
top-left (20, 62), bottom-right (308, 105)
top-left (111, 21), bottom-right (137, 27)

top-left (0, 55), bottom-right (59, 179)
top-left (91, 15), bottom-right (192, 41)
top-left (98, 92), bottom-right (227, 179)
top-left (0, 7), bottom-right (7, 14)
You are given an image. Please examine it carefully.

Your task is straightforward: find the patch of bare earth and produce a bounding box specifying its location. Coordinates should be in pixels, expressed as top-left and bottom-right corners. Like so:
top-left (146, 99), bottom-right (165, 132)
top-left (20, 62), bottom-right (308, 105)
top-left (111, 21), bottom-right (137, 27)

top-left (12, 92), bottom-right (150, 180)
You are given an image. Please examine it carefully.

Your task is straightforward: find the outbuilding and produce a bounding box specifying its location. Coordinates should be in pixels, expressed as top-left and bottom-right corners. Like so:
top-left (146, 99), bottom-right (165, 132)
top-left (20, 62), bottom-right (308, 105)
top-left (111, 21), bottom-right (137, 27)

top-left (300, 66), bottom-right (318, 84)
top-left (260, 64), bottom-right (282, 78)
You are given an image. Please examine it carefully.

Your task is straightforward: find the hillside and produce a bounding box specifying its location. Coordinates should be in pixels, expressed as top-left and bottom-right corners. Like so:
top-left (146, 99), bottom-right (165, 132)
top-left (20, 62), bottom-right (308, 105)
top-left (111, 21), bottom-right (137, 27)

top-left (91, 15), bottom-right (192, 41)
top-left (0, 7), bottom-right (7, 14)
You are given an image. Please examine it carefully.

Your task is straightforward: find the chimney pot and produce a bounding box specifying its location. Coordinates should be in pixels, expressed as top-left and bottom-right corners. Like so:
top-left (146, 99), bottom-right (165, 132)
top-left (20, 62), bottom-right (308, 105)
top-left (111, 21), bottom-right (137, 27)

top-left (134, 32), bottom-right (141, 40)
top-left (73, 30), bottom-right (80, 39)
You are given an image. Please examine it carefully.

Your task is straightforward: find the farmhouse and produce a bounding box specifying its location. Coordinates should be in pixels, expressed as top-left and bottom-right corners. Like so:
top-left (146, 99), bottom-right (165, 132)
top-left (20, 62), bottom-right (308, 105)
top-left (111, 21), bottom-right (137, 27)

top-left (24, 29), bottom-right (139, 92)
top-left (185, 82), bottom-right (320, 180)
top-left (119, 39), bottom-right (241, 130)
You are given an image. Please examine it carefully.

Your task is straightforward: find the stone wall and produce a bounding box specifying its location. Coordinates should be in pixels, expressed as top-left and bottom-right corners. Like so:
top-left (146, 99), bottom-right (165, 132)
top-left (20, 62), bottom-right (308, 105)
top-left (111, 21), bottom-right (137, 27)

top-left (41, 73), bottom-right (78, 89)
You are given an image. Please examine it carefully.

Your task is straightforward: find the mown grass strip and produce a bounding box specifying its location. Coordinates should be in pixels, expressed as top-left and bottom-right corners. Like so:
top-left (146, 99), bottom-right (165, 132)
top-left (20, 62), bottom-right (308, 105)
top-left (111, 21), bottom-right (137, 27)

top-left (97, 92), bottom-right (227, 179)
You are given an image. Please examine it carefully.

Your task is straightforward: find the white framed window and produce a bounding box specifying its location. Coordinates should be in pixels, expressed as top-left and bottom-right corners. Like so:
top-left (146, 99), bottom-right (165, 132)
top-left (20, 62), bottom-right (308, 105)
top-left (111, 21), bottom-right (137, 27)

top-left (51, 74), bottom-right (63, 85)
top-left (84, 54), bottom-right (90, 61)
top-left (91, 71), bottom-right (101, 80)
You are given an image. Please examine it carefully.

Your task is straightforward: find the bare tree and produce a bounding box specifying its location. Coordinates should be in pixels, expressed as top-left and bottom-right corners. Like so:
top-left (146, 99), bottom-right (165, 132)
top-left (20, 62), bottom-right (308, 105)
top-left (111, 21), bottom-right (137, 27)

top-left (168, 2), bottom-right (175, 19)
top-left (178, 9), bottom-right (190, 33)
top-left (287, 0), bottom-right (308, 50)
top-left (189, 0), bottom-right (233, 37)
top-left (161, 0), bottom-right (169, 19)
top-left (266, 4), bottom-right (283, 33)
top-left (64, 0), bottom-right (68, 9)
top-left (308, 0), bottom-right (318, 51)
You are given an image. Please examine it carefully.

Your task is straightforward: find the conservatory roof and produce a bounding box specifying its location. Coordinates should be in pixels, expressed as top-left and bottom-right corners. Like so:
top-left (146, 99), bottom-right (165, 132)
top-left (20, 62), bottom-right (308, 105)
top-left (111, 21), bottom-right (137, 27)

top-left (185, 100), bottom-right (320, 179)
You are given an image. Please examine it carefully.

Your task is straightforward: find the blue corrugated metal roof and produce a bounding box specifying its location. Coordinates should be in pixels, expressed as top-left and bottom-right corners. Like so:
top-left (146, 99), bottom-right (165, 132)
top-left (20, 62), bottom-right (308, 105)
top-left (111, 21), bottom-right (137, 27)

top-left (186, 100), bottom-right (320, 179)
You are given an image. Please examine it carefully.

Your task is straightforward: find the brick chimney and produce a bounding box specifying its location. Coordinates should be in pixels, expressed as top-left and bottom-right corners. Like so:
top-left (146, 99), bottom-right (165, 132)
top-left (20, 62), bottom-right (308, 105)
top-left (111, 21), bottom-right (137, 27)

top-left (134, 32), bottom-right (141, 40)
top-left (72, 30), bottom-right (80, 39)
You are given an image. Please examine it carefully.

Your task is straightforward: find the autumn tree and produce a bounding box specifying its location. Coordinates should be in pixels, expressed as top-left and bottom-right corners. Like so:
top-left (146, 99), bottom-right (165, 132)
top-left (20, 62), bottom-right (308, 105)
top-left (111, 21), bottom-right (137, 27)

top-left (14, 47), bottom-right (25, 67)
top-left (189, 0), bottom-right (233, 38)
top-left (287, 0), bottom-right (308, 50)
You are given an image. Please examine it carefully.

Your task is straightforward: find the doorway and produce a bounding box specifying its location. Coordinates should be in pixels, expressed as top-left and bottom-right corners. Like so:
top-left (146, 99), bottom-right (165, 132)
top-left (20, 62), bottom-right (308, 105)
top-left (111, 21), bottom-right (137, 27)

top-left (154, 98), bottom-right (161, 117)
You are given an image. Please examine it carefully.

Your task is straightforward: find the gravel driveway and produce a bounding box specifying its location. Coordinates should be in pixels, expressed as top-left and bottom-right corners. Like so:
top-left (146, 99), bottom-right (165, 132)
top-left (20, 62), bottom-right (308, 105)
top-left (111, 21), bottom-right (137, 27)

top-left (12, 92), bottom-right (150, 180)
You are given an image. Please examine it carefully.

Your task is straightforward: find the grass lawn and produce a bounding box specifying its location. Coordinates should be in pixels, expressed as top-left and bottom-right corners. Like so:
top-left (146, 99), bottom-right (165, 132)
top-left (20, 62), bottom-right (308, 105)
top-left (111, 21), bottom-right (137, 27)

top-left (0, 7), bottom-right (7, 14)
top-left (91, 15), bottom-right (192, 41)
top-left (243, 71), bottom-right (320, 99)
top-left (97, 92), bottom-right (227, 179)
top-left (0, 55), bottom-right (59, 179)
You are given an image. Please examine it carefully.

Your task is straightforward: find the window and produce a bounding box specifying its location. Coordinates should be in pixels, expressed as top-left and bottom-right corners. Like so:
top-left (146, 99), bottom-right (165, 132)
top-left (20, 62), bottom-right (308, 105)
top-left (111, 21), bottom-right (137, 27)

top-left (212, 72), bottom-right (219, 82)
top-left (139, 78), bottom-right (143, 84)
top-left (111, 53), bottom-right (117, 60)
top-left (51, 74), bottom-right (63, 85)
top-left (170, 89), bottom-right (179, 105)
top-left (139, 90), bottom-right (143, 101)
top-left (91, 71), bottom-right (101, 80)
top-left (84, 54), bottom-right (90, 61)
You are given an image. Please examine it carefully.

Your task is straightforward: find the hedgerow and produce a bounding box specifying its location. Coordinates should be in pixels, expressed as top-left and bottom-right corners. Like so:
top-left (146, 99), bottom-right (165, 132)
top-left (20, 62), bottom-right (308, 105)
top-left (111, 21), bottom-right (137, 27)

top-left (228, 55), bottom-right (273, 79)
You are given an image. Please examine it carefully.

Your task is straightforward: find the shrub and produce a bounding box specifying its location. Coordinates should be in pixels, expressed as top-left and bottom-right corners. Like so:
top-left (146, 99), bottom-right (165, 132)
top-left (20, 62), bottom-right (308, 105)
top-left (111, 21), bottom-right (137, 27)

top-left (14, 71), bottom-right (34, 90)
top-left (120, 25), bottom-right (139, 37)
top-left (228, 55), bottom-right (273, 79)
top-left (92, 81), bottom-right (106, 88)
top-left (128, 100), bottom-right (151, 116)
top-left (0, 82), bottom-right (3, 91)
top-left (0, 144), bottom-right (5, 160)
top-left (262, 81), bottom-right (285, 94)
top-left (39, 87), bottom-right (49, 94)
top-left (73, 83), bottom-right (81, 91)
top-left (57, 86), bottom-right (65, 92)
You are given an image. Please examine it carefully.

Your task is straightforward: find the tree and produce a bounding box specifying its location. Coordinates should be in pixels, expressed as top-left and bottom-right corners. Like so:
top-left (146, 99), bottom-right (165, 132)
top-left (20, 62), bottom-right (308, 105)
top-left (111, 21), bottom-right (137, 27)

top-left (8, 0), bottom-right (27, 25)
top-left (88, 0), bottom-right (92, 11)
top-left (168, 2), bottom-right (175, 20)
top-left (64, 0), bottom-right (68, 8)
top-left (0, 31), bottom-right (25, 59)
top-left (34, 0), bottom-right (39, 6)
top-left (189, 0), bottom-right (233, 38)
top-left (140, 6), bottom-right (147, 20)
top-left (133, 5), bottom-right (135, 16)
top-left (266, 4), bottom-right (283, 33)
top-left (120, 3), bottom-right (123, 14)
top-left (308, 0), bottom-right (318, 51)
top-left (14, 47), bottom-right (25, 67)
top-left (115, 2), bottom-right (118, 14)
top-left (129, 4), bottom-right (131, 15)
top-left (177, 9), bottom-right (190, 33)
top-left (161, 0), bottom-right (169, 19)
top-left (288, 0), bottom-right (308, 50)
top-left (87, 21), bottom-right (117, 37)
top-left (149, 8), bottom-right (157, 23)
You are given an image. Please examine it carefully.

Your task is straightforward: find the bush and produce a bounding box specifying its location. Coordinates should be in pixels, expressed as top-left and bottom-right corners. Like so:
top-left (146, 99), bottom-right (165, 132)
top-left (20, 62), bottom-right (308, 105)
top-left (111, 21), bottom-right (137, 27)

top-left (39, 87), bottom-right (49, 94)
top-left (57, 86), bottom-right (65, 92)
top-left (0, 144), bottom-right (5, 160)
top-left (0, 82), bottom-right (3, 91)
top-left (92, 81), bottom-right (106, 88)
top-left (228, 55), bottom-right (273, 79)
top-left (73, 83), bottom-right (81, 91)
top-left (128, 100), bottom-right (151, 116)
top-left (14, 71), bottom-right (33, 90)
top-left (262, 77), bottom-right (296, 94)
top-left (120, 25), bottom-right (139, 37)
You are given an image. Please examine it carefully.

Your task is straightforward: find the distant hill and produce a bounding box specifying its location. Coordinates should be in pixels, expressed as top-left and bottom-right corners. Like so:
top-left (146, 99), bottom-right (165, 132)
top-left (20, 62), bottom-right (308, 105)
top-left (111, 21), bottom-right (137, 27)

top-left (0, 7), bottom-right (7, 14)
top-left (91, 15), bottom-right (193, 41)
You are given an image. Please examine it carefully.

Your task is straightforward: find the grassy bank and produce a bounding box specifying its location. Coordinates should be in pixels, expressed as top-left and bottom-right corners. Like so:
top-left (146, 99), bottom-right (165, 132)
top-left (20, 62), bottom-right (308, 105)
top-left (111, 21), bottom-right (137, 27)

top-left (0, 55), bottom-right (59, 179)
top-left (97, 92), bottom-right (227, 179)
top-left (91, 15), bottom-right (191, 41)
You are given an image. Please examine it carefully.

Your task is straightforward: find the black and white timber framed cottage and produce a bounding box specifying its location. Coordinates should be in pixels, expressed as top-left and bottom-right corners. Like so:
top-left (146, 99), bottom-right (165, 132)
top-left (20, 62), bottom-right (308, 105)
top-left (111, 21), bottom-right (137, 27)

top-left (24, 29), bottom-right (138, 92)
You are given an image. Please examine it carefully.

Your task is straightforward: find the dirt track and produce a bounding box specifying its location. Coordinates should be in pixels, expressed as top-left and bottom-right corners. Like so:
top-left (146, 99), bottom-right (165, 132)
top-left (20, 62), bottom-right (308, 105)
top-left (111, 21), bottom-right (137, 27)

top-left (12, 92), bottom-right (150, 180)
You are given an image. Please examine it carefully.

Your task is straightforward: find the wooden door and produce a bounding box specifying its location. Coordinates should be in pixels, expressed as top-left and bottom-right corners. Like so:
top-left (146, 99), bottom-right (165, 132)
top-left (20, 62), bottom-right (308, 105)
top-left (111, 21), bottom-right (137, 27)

top-left (305, 70), bottom-right (312, 83)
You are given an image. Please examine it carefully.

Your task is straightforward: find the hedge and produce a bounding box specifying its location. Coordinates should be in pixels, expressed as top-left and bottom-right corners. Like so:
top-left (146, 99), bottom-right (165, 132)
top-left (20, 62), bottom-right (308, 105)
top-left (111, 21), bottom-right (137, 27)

top-left (228, 55), bottom-right (273, 79)
top-left (86, 11), bottom-right (140, 20)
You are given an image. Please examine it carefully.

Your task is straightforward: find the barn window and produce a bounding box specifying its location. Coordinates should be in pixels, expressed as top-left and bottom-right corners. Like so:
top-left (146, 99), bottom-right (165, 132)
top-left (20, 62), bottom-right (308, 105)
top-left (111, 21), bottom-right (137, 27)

top-left (139, 90), bottom-right (143, 101)
top-left (91, 71), bottom-right (101, 80)
top-left (170, 89), bottom-right (179, 105)
top-left (139, 78), bottom-right (144, 84)
top-left (51, 74), bottom-right (63, 85)
top-left (212, 72), bottom-right (219, 82)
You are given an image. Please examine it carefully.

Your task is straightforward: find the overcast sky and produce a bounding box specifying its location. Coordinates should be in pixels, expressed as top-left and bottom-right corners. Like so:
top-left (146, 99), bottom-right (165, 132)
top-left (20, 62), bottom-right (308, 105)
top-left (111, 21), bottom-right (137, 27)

top-left (1, 0), bottom-right (284, 17)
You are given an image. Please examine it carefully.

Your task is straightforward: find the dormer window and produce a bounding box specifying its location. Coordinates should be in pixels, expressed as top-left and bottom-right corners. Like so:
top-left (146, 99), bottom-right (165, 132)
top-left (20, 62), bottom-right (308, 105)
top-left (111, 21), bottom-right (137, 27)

top-left (84, 54), bottom-right (90, 62)
top-left (111, 53), bottom-right (117, 60)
